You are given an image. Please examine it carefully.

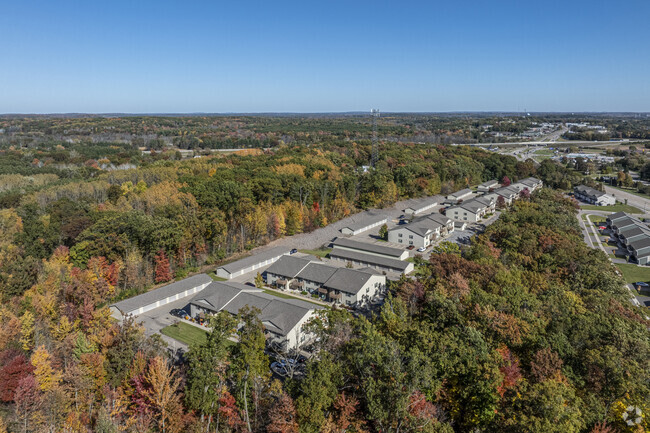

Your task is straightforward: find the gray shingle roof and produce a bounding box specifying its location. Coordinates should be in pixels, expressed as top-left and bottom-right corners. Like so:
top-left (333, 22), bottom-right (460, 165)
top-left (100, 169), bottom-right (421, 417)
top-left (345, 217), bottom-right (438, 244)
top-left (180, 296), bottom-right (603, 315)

top-left (574, 185), bottom-right (608, 198)
top-left (425, 213), bottom-right (452, 226)
top-left (479, 179), bottom-right (499, 188)
top-left (264, 255), bottom-right (312, 279)
top-left (447, 188), bottom-right (473, 199)
top-left (607, 212), bottom-right (629, 222)
top-left (189, 281), bottom-right (260, 311)
top-left (324, 268), bottom-right (374, 294)
top-left (628, 236), bottom-right (650, 252)
top-left (619, 225), bottom-right (650, 238)
top-left (190, 284), bottom-right (322, 336)
top-left (296, 262), bottom-right (338, 284)
top-left (218, 246), bottom-right (290, 274)
top-left (329, 248), bottom-right (411, 272)
top-left (332, 237), bottom-right (405, 258)
top-left (341, 212), bottom-right (388, 232)
top-left (402, 195), bottom-right (442, 212)
top-left (110, 273), bottom-right (213, 314)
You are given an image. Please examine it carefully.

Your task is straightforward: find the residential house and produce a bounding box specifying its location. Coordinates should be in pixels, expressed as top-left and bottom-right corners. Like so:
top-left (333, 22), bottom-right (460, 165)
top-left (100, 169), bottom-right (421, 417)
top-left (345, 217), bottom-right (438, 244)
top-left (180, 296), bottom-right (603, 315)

top-left (264, 255), bottom-right (312, 290)
top-left (445, 198), bottom-right (490, 222)
top-left (188, 281), bottom-right (322, 351)
top-left (320, 267), bottom-right (385, 307)
top-left (518, 177), bottom-right (543, 191)
top-left (574, 185), bottom-right (616, 206)
top-left (387, 217), bottom-right (440, 249)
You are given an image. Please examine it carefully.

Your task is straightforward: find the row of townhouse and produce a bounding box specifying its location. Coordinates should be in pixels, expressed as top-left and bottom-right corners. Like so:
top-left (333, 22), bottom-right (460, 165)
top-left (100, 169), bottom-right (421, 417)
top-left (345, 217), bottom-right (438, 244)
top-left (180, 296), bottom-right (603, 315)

top-left (574, 185), bottom-right (616, 206)
top-left (607, 212), bottom-right (650, 265)
top-left (446, 196), bottom-right (496, 222)
top-left (387, 213), bottom-right (455, 249)
top-left (188, 280), bottom-right (323, 351)
top-left (446, 177), bottom-right (543, 222)
top-left (264, 254), bottom-right (387, 308)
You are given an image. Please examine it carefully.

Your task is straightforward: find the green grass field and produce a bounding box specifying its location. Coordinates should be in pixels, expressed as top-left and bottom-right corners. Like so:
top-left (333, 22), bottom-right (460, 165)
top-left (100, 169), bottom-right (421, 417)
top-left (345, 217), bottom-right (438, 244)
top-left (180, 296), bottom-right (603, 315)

top-left (160, 322), bottom-right (208, 346)
top-left (616, 263), bottom-right (650, 284)
top-left (299, 248), bottom-right (332, 258)
top-left (262, 289), bottom-right (324, 306)
top-left (580, 204), bottom-right (642, 213)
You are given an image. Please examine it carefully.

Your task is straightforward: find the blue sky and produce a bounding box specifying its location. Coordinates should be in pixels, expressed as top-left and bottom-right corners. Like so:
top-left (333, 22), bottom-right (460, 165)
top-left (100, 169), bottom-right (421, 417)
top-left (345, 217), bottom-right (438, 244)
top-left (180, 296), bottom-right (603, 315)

top-left (1, 0), bottom-right (649, 113)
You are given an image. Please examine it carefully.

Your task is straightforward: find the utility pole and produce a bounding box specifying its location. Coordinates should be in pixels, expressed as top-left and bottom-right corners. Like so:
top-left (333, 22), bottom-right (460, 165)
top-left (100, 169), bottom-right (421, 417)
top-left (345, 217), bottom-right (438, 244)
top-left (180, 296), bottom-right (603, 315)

top-left (371, 109), bottom-right (380, 167)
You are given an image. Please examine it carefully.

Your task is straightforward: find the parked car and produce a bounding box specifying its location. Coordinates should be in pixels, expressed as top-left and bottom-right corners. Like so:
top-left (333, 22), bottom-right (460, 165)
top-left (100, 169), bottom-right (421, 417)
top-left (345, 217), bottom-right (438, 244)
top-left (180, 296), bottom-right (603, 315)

top-left (417, 246), bottom-right (427, 252)
top-left (245, 282), bottom-right (256, 287)
top-left (290, 248), bottom-right (298, 254)
top-left (407, 245), bottom-right (415, 250)
top-left (170, 309), bottom-right (186, 318)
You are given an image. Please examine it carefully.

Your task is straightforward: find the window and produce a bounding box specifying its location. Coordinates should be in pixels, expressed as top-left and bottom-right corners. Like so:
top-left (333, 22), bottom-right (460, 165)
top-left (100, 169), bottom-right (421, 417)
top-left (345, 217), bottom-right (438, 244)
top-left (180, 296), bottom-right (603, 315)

top-left (398, 233), bottom-right (402, 237)
top-left (409, 241), bottom-right (413, 245)
top-left (409, 235), bottom-right (413, 239)
top-left (398, 239), bottom-right (402, 243)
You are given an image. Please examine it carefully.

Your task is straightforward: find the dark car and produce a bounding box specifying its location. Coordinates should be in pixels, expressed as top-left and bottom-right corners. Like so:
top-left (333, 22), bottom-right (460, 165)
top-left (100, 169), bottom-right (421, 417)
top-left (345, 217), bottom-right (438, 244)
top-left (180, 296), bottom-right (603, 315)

top-left (407, 245), bottom-right (415, 250)
top-left (290, 248), bottom-right (298, 254)
top-left (170, 309), bottom-right (186, 318)
top-left (245, 282), bottom-right (256, 287)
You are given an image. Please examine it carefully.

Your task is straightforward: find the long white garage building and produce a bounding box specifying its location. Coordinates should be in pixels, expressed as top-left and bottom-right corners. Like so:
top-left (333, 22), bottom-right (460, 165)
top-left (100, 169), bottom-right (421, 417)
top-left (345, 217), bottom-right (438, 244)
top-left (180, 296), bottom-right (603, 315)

top-left (109, 273), bottom-right (213, 320)
top-left (215, 246), bottom-right (291, 280)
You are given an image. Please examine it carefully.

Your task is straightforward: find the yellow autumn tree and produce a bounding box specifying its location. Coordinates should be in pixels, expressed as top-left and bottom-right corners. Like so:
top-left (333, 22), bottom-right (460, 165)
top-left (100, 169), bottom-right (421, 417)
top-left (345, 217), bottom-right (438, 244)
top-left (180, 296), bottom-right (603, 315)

top-left (31, 345), bottom-right (63, 392)
top-left (142, 356), bottom-right (183, 433)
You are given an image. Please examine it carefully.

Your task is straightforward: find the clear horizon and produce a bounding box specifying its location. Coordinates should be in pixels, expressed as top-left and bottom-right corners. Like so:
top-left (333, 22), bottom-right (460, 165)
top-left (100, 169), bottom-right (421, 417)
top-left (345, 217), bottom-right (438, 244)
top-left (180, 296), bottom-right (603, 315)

top-left (2, 0), bottom-right (649, 113)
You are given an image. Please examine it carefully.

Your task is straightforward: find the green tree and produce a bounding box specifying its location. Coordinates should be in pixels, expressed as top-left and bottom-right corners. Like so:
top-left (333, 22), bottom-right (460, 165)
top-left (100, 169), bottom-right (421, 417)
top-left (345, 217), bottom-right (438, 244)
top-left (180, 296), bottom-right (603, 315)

top-left (185, 312), bottom-right (237, 429)
top-left (230, 306), bottom-right (269, 432)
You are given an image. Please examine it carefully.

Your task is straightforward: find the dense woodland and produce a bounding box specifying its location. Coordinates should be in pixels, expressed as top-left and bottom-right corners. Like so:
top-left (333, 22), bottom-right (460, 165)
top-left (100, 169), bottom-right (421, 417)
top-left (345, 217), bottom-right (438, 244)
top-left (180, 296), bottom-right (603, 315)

top-left (3, 114), bottom-right (649, 149)
top-left (0, 116), bottom-right (648, 432)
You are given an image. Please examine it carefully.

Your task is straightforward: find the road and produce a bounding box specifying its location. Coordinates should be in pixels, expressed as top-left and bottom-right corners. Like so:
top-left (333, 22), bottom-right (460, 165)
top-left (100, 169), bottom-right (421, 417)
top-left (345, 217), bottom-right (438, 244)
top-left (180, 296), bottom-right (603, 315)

top-left (604, 186), bottom-right (650, 214)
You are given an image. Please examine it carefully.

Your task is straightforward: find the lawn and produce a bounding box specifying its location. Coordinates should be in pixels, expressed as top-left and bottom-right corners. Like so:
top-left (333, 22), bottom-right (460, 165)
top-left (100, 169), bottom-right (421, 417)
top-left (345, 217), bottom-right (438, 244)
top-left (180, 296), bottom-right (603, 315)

top-left (616, 263), bottom-right (650, 284)
top-left (262, 289), bottom-right (324, 306)
top-left (580, 203), bottom-right (642, 213)
top-left (299, 248), bottom-right (332, 258)
top-left (160, 322), bottom-right (208, 346)
top-left (584, 214), bottom-right (606, 224)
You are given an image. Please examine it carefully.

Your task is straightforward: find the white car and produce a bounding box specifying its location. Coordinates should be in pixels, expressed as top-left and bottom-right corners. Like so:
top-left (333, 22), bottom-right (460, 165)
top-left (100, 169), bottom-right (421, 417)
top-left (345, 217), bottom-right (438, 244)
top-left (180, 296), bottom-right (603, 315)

top-left (417, 246), bottom-right (427, 252)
